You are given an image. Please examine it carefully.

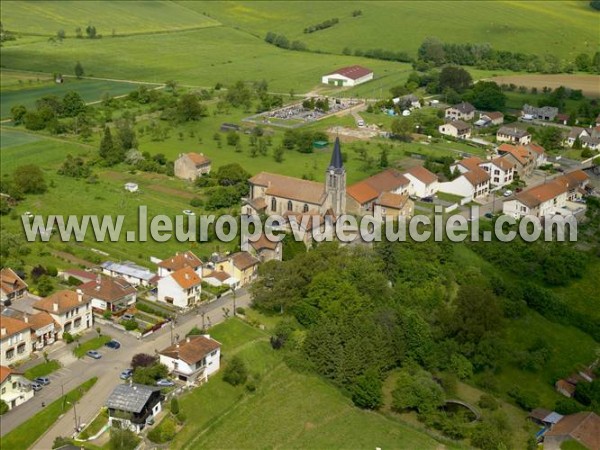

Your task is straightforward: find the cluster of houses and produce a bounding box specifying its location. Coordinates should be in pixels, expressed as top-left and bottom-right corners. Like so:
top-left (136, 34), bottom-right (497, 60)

top-left (528, 408), bottom-right (599, 450)
top-left (555, 364), bottom-right (597, 400)
top-left (565, 126), bottom-right (600, 151)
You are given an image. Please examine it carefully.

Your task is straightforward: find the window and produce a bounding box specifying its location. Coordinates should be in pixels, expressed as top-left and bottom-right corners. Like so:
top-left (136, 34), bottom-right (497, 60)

top-left (303, 204), bottom-right (309, 213)
top-left (287, 200), bottom-right (293, 211)
top-left (17, 343), bottom-right (26, 354)
top-left (74, 318), bottom-right (81, 329)
top-left (271, 197), bottom-right (277, 212)
top-left (6, 349), bottom-right (14, 360)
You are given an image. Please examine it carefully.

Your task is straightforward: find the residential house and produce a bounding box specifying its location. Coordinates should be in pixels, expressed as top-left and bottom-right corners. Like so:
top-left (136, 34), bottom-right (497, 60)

top-left (157, 251), bottom-right (202, 278)
top-left (554, 169), bottom-right (590, 201)
top-left (374, 192), bottom-right (414, 218)
top-left (203, 271), bottom-right (236, 288)
top-left (346, 169), bottom-right (410, 214)
top-left (244, 138), bottom-right (346, 218)
top-left (58, 269), bottom-right (96, 285)
top-left (80, 275), bottom-right (136, 314)
top-left (439, 120), bottom-right (472, 139)
top-left (555, 379), bottom-right (577, 398)
top-left (529, 409), bottom-right (564, 428)
top-left (0, 315), bottom-right (32, 366)
top-left (543, 412), bottom-right (600, 450)
top-left (101, 261), bottom-right (155, 287)
top-left (527, 143), bottom-right (548, 167)
top-left (497, 126), bottom-right (532, 145)
top-left (475, 111), bottom-right (504, 127)
top-left (32, 290), bottom-right (93, 339)
top-left (556, 113), bottom-right (570, 125)
top-left (242, 234), bottom-right (282, 263)
top-left (228, 252), bottom-right (260, 287)
top-left (0, 366), bottom-right (34, 410)
top-left (445, 102), bottom-right (475, 121)
top-left (174, 153), bottom-right (212, 181)
top-left (502, 179), bottom-right (571, 219)
top-left (1, 268), bottom-right (28, 306)
top-left (321, 65), bottom-right (373, 87)
top-left (439, 166), bottom-right (490, 200)
top-left (24, 312), bottom-right (59, 351)
top-left (158, 334), bottom-right (221, 383)
top-left (497, 143), bottom-right (535, 177)
top-left (522, 104), bottom-right (559, 121)
top-left (566, 127), bottom-right (600, 151)
top-left (480, 157), bottom-right (516, 188)
top-left (156, 266), bottom-right (201, 309)
top-left (106, 384), bottom-right (162, 433)
top-left (451, 156), bottom-right (485, 175)
top-left (403, 166), bottom-right (439, 199)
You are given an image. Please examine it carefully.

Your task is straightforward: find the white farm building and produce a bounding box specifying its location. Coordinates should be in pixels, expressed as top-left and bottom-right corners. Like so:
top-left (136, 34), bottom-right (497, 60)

top-left (321, 65), bottom-right (373, 87)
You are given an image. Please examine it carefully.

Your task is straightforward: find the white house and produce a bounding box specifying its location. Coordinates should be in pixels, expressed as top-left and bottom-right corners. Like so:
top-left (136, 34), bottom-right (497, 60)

top-left (0, 366), bottom-right (34, 411)
top-left (321, 65), bottom-right (373, 87)
top-left (445, 102), bottom-right (475, 121)
top-left (439, 120), bottom-right (472, 139)
top-left (32, 290), bottom-right (93, 339)
top-left (157, 251), bottom-right (202, 278)
top-left (503, 180), bottom-right (568, 219)
top-left (403, 166), bottom-right (439, 198)
top-left (438, 167), bottom-right (490, 200)
top-left (156, 266), bottom-right (201, 309)
top-left (479, 157), bottom-right (516, 188)
top-left (497, 126), bottom-right (532, 145)
top-left (1, 268), bottom-right (28, 306)
top-left (0, 316), bottom-right (32, 366)
top-left (101, 261), bottom-right (155, 287)
top-left (106, 384), bottom-right (162, 434)
top-left (80, 275), bottom-right (136, 314)
top-left (159, 334), bottom-right (221, 384)
top-left (203, 271), bottom-right (237, 288)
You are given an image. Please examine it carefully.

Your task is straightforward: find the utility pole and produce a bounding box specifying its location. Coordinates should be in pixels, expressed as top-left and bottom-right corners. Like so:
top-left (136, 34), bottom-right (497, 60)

top-left (232, 287), bottom-right (237, 317)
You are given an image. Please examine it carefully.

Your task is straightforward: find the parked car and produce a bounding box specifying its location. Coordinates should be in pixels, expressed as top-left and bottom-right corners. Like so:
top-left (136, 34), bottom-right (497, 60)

top-left (30, 382), bottom-right (43, 391)
top-left (156, 378), bottom-right (175, 387)
top-left (105, 340), bottom-right (121, 349)
top-left (34, 377), bottom-right (51, 386)
top-left (503, 190), bottom-right (513, 197)
top-left (120, 369), bottom-right (133, 380)
top-left (86, 350), bottom-right (102, 359)
top-left (484, 212), bottom-right (493, 219)
top-left (182, 209), bottom-right (195, 216)
top-left (421, 196), bottom-right (434, 203)
top-left (122, 313), bottom-right (135, 321)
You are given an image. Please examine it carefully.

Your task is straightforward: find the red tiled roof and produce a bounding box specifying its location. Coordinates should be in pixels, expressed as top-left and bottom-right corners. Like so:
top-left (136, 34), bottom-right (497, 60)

top-left (458, 156), bottom-right (484, 171)
top-left (515, 180), bottom-right (567, 208)
top-left (158, 251), bottom-right (202, 271)
top-left (33, 290), bottom-right (90, 314)
top-left (489, 156), bottom-right (515, 171)
top-left (347, 182), bottom-right (380, 204)
top-left (170, 266), bottom-right (202, 289)
top-left (159, 335), bottom-right (221, 366)
top-left (0, 315), bottom-right (30, 338)
top-left (231, 252), bottom-right (260, 271)
top-left (204, 271), bottom-right (232, 282)
top-left (404, 166), bottom-right (438, 185)
top-left (80, 276), bottom-right (136, 302)
top-left (185, 153), bottom-right (211, 167)
top-left (1, 268), bottom-right (27, 295)
top-left (463, 167), bottom-right (490, 186)
top-left (327, 65), bottom-right (372, 80)
top-left (377, 192), bottom-right (409, 209)
top-left (26, 312), bottom-right (60, 331)
top-left (1, 366), bottom-right (14, 384)
top-left (249, 234), bottom-right (280, 252)
top-left (249, 172), bottom-right (326, 205)
top-left (545, 412), bottom-right (600, 450)
top-left (483, 111), bottom-right (503, 120)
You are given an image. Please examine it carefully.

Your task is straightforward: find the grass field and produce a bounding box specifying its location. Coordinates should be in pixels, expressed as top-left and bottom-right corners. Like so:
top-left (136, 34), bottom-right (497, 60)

top-left (488, 74), bottom-right (600, 98)
top-left (1, 377), bottom-right (97, 450)
top-left (185, 1), bottom-right (599, 61)
top-left (73, 335), bottom-right (111, 358)
top-left (171, 318), bottom-right (446, 450)
top-left (24, 359), bottom-right (62, 380)
top-left (0, 72), bottom-right (151, 118)
top-left (0, 1), bottom-right (220, 36)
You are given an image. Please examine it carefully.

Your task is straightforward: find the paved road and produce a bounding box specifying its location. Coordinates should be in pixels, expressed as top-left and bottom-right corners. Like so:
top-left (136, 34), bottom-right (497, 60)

top-left (0, 290), bottom-right (251, 448)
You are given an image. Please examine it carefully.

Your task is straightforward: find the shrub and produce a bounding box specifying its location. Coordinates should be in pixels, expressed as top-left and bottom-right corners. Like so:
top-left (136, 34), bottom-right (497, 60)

top-left (148, 417), bottom-right (176, 443)
top-left (478, 394), bottom-right (499, 411)
top-left (0, 400), bottom-right (8, 415)
top-left (122, 319), bottom-right (138, 331)
top-left (176, 411), bottom-right (187, 423)
top-left (245, 381), bottom-right (257, 392)
top-left (235, 306), bottom-right (245, 315)
top-left (223, 356), bottom-right (248, 386)
top-left (350, 371), bottom-right (383, 410)
top-left (190, 197), bottom-right (203, 207)
top-left (102, 311), bottom-right (112, 320)
top-left (131, 353), bottom-right (157, 369)
top-left (63, 332), bottom-right (74, 344)
top-left (170, 397), bottom-right (179, 415)
top-left (67, 276), bottom-right (82, 286)
top-left (508, 386), bottom-right (539, 411)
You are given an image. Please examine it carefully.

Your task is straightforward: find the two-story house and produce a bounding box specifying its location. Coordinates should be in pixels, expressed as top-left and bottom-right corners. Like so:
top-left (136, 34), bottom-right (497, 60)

top-left (497, 126), bottom-right (532, 145)
top-left (1, 366), bottom-right (34, 410)
top-left (242, 234), bottom-right (283, 263)
top-left (156, 266), bottom-right (202, 309)
top-left (1, 268), bottom-right (28, 306)
top-left (479, 157), bottom-right (516, 188)
top-left (445, 102), bottom-right (475, 121)
top-left (157, 251), bottom-right (202, 278)
top-left (174, 153), bottom-right (212, 181)
top-left (403, 166), bottom-right (439, 199)
top-left (439, 120), bottom-right (472, 139)
top-left (438, 166), bottom-right (490, 200)
top-left (159, 334), bottom-right (221, 384)
top-left (32, 290), bottom-right (93, 339)
top-left (0, 316), bottom-right (32, 366)
top-left (106, 384), bottom-right (162, 433)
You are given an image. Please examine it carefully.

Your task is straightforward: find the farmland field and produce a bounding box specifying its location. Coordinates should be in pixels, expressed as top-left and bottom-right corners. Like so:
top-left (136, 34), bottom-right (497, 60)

top-left (182, 1), bottom-right (599, 61)
top-left (0, 72), bottom-right (153, 118)
top-left (0, 0), bottom-right (220, 36)
top-left (487, 74), bottom-right (600, 97)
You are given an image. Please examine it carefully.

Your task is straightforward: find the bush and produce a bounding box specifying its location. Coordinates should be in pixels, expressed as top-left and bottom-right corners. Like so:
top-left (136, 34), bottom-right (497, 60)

top-left (122, 319), bottom-right (138, 331)
top-left (176, 411), bottom-right (187, 424)
top-left (508, 386), bottom-right (539, 411)
top-left (190, 197), bottom-right (203, 208)
top-left (350, 371), bottom-right (383, 409)
top-left (102, 311), bottom-right (112, 320)
top-left (148, 417), bottom-right (176, 443)
top-left (235, 306), bottom-right (245, 315)
top-left (223, 356), bottom-right (248, 386)
top-left (478, 394), bottom-right (499, 411)
top-left (170, 397), bottom-right (179, 415)
top-left (0, 400), bottom-right (8, 415)
top-left (245, 381), bottom-right (257, 392)
top-left (67, 276), bottom-right (82, 286)
top-left (63, 332), bottom-right (74, 344)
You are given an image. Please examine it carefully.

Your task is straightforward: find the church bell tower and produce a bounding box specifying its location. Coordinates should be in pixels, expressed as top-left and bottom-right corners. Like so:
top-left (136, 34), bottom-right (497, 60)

top-left (325, 137), bottom-right (346, 216)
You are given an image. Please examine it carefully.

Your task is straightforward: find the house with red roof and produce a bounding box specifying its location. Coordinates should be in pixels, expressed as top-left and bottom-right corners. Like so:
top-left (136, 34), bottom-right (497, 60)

top-left (321, 65), bottom-right (373, 87)
top-left (0, 366), bottom-right (34, 410)
top-left (159, 334), bottom-right (221, 384)
top-left (174, 152), bottom-right (212, 180)
top-left (156, 266), bottom-right (202, 309)
top-left (403, 166), bottom-right (439, 199)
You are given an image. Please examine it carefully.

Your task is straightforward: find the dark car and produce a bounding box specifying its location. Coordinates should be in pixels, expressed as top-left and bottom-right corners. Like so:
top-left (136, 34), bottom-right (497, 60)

top-left (484, 212), bottom-right (494, 219)
top-left (105, 340), bottom-right (121, 349)
top-left (421, 196), bottom-right (434, 203)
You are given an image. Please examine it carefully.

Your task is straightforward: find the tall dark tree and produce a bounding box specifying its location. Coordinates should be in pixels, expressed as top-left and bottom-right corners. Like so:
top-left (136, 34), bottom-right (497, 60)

top-left (438, 66), bottom-right (472, 93)
top-left (74, 61), bottom-right (84, 79)
top-left (13, 165), bottom-right (47, 194)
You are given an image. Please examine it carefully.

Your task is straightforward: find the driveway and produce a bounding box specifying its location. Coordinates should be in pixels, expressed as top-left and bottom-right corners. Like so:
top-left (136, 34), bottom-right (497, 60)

top-left (0, 289), bottom-right (252, 448)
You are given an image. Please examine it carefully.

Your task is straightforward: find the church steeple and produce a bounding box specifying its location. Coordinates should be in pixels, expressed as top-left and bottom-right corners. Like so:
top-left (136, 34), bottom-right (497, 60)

top-left (325, 137), bottom-right (346, 216)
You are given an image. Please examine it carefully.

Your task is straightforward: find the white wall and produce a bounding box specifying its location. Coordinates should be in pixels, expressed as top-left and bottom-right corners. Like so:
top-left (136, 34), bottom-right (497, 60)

top-left (404, 174), bottom-right (439, 198)
top-left (438, 176), bottom-right (474, 198)
top-left (156, 276), bottom-right (201, 309)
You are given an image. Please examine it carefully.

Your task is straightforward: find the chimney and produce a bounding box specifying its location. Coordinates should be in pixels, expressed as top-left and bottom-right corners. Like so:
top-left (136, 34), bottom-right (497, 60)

top-left (76, 289), bottom-right (83, 303)
top-left (202, 334), bottom-right (210, 340)
top-left (97, 273), bottom-right (101, 284)
top-left (23, 314), bottom-right (29, 323)
top-left (53, 302), bottom-right (59, 312)
top-left (1, 327), bottom-right (6, 337)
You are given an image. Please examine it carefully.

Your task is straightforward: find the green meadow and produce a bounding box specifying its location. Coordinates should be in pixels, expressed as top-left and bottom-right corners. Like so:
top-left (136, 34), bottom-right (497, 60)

top-left (187, 1), bottom-right (599, 61)
top-left (0, 1), bottom-right (220, 36)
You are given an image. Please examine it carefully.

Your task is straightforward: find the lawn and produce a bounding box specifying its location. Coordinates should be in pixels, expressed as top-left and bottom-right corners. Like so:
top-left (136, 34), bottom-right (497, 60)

top-left (171, 318), bottom-right (445, 450)
top-left (1, 74), bottom-right (151, 118)
top-left (77, 408), bottom-right (109, 440)
top-left (73, 335), bottom-right (111, 358)
top-left (553, 260), bottom-right (600, 325)
top-left (0, 1), bottom-right (220, 36)
top-left (185, 1), bottom-right (599, 61)
top-left (24, 359), bottom-right (61, 380)
top-left (1, 377), bottom-right (97, 450)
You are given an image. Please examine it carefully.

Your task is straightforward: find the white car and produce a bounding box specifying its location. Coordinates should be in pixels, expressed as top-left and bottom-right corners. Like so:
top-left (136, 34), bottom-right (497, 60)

top-left (23, 211), bottom-right (33, 218)
top-left (182, 210), bottom-right (195, 216)
top-left (357, 120), bottom-right (365, 127)
top-left (503, 190), bottom-right (513, 197)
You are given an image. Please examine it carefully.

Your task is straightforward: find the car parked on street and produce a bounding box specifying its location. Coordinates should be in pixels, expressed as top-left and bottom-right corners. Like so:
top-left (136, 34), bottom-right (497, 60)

top-left (122, 313), bottom-right (135, 321)
top-left (105, 340), bottom-right (121, 349)
top-left (86, 350), bottom-right (102, 359)
top-left (34, 377), bottom-right (51, 385)
top-left (30, 382), bottom-right (43, 391)
top-left (120, 369), bottom-right (133, 380)
top-left (156, 378), bottom-right (175, 387)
